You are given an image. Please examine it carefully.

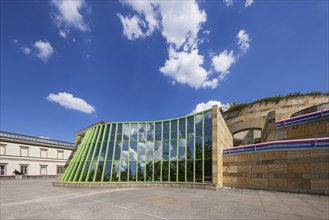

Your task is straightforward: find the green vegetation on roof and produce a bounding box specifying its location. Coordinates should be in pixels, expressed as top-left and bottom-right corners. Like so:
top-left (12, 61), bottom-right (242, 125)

top-left (226, 92), bottom-right (328, 113)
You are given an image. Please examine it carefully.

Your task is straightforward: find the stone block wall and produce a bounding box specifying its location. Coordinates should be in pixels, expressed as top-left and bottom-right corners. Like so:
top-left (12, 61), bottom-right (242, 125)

top-left (222, 95), bottom-right (328, 135)
top-left (223, 149), bottom-right (329, 195)
top-left (212, 106), bottom-right (233, 187)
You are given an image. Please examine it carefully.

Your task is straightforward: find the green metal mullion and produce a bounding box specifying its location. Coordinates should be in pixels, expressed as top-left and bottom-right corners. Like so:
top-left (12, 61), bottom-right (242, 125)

top-left (62, 129), bottom-right (90, 181)
top-left (152, 122), bottom-right (155, 182)
top-left (202, 112), bottom-right (205, 184)
top-left (144, 123), bottom-right (146, 182)
top-left (79, 126), bottom-right (98, 182)
top-left (71, 129), bottom-right (93, 181)
top-left (93, 124), bottom-right (108, 182)
top-left (168, 120), bottom-right (171, 182)
top-left (118, 124), bottom-right (124, 182)
top-left (185, 117), bottom-right (187, 182)
top-left (85, 126), bottom-right (102, 182)
top-left (127, 123), bottom-right (130, 182)
top-left (109, 123), bottom-right (119, 182)
top-left (160, 121), bottom-right (163, 182)
top-left (176, 119), bottom-right (179, 183)
top-left (101, 124), bottom-right (112, 181)
top-left (193, 115), bottom-right (196, 183)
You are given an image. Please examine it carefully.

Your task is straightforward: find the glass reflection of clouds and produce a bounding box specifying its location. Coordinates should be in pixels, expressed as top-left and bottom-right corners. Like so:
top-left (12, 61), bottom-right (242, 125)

top-left (63, 109), bottom-right (213, 184)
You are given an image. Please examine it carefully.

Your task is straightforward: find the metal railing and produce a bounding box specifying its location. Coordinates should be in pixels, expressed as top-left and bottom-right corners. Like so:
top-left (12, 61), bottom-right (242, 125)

top-left (275, 109), bottom-right (329, 127)
top-left (223, 137), bottom-right (329, 154)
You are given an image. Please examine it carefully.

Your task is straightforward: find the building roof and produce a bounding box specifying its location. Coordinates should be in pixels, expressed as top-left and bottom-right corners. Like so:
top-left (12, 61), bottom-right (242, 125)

top-left (0, 131), bottom-right (74, 149)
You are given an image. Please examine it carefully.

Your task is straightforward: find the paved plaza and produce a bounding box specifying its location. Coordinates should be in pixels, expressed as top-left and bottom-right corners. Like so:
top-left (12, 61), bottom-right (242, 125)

top-left (0, 179), bottom-right (328, 219)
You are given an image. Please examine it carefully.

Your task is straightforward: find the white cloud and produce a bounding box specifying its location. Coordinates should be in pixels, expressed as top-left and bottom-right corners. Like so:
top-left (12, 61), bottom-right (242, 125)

top-left (33, 40), bottom-right (54, 62)
top-left (47, 92), bottom-right (95, 114)
top-left (51, 0), bottom-right (90, 32)
top-left (117, 14), bottom-right (145, 40)
top-left (12, 39), bottom-right (19, 44)
top-left (223, 0), bottom-right (234, 7)
top-left (21, 47), bottom-right (31, 55)
top-left (212, 50), bottom-right (236, 75)
top-left (59, 29), bottom-right (67, 39)
top-left (245, 0), bottom-right (254, 7)
top-left (39, 136), bottom-right (50, 139)
top-left (236, 29), bottom-right (250, 53)
top-left (192, 100), bottom-right (231, 114)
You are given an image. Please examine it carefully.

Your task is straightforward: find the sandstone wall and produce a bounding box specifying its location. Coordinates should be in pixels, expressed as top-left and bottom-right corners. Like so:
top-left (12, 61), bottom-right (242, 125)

top-left (222, 95), bottom-right (329, 135)
top-left (223, 149), bottom-right (329, 195)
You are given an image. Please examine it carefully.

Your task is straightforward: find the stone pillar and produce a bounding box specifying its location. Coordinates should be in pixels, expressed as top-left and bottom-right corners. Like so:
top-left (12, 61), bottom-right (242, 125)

top-left (212, 105), bottom-right (233, 188)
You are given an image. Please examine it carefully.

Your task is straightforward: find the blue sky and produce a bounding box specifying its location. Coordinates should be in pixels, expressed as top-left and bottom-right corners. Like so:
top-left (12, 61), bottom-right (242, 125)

top-left (1, 0), bottom-right (328, 142)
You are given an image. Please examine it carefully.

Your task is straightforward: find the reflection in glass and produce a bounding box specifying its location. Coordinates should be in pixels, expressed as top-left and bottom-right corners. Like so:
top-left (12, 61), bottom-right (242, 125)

top-left (147, 122), bottom-right (154, 140)
top-left (129, 142), bottom-right (137, 161)
top-left (95, 161), bottom-right (104, 182)
top-left (162, 161), bottom-right (169, 181)
top-left (88, 161), bottom-right (97, 181)
top-left (171, 120), bottom-right (177, 140)
top-left (204, 159), bottom-right (212, 182)
top-left (170, 140), bottom-right (177, 160)
top-left (195, 114), bottom-right (202, 136)
top-left (195, 137), bottom-right (202, 159)
top-left (93, 143), bottom-right (101, 161)
top-left (146, 162), bottom-right (153, 181)
top-left (114, 142), bottom-right (122, 160)
top-left (137, 162), bottom-right (145, 181)
top-left (123, 123), bottom-right (130, 141)
top-left (100, 142), bottom-right (107, 161)
top-left (120, 161), bottom-right (128, 181)
top-left (170, 160), bottom-right (177, 182)
top-left (154, 141), bottom-right (162, 161)
top-left (204, 111), bottom-right (212, 136)
top-left (178, 161), bottom-right (185, 182)
top-left (138, 123), bottom-right (146, 141)
top-left (106, 142), bottom-right (114, 160)
top-left (103, 161), bottom-right (112, 181)
top-left (146, 142), bottom-right (154, 161)
top-left (111, 161), bottom-right (120, 182)
top-left (104, 125), bottom-right (111, 141)
top-left (178, 139), bottom-right (186, 160)
top-left (129, 161), bottom-right (137, 181)
top-left (110, 124), bottom-right (117, 141)
top-left (155, 122), bottom-right (162, 140)
top-left (187, 139), bottom-right (194, 160)
top-left (187, 160), bottom-right (193, 182)
top-left (138, 142), bottom-right (146, 161)
top-left (163, 141), bottom-right (169, 160)
top-left (179, 118), bottom-right (185, 138)
top-left (195, 160), bottom-right (202, 182)
top-left (163, 121), bottom-right (169, 140)
top-left (130, 123), bottom-right (138, 141)
top-left (154, 161), bottom-right (161, 181)
top-left (116, 123), bottom-right (123, 140)
top-left (187, 116), bottom-right (194, 138)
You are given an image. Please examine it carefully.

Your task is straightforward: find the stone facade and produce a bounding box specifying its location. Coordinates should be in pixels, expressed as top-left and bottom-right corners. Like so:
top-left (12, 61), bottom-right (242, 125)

top-left (223, 149), bottom-right (329, 195)
top-left (222, 95), bottom-right (328, 135)
top-left (212, 106), bottom-right (233, 187)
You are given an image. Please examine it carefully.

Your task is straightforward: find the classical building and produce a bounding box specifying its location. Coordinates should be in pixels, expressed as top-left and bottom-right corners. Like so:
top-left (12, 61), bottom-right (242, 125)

top-left (0, 131), bottom-right (74, 177)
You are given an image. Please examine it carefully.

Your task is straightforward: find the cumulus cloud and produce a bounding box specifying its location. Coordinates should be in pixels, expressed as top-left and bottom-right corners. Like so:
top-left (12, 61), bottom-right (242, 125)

top-left (118, 1), bottom-right (251, 89)
top-left (51, 0), bottom-right (91, 32)
top-left (245, 0), bottom-right (254, 7)
top-left (236, 29), bottom-right (250, 53)
top-left (21, 47), bottom-right (31, 55)
top-left (47, 92), bottom-right (95, 114)
top-left (117, 14), bottom-right (145, 40)
top-left (223, 0), bottom-right (234, 7)
top-left (192, 100), bottom-right (231, 114)
top-left (12, 39), bottom-right (19, 44)
top-left (59, 29), bottom-right (67, 39)
top-left (212, 50), bottom-right (236, 77)
top-left (33, 40), bottom-right (54, 62)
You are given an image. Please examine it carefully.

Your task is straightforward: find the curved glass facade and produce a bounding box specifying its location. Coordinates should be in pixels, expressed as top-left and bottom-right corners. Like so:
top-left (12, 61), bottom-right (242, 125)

top-left (62, 109), bottom-right (212, 184)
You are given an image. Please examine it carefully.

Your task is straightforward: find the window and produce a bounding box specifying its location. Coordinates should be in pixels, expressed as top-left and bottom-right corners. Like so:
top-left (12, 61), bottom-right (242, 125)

top-left (57, 166), bottom-right (64, 174)
top-left (0, 144), bottom-right (6, 155)
top-left (20, 146), bottom-right (29, 157)
top-left (0, 165), bottom-right (6, 175)
top-left (20, 165), bottom-right (28, 175)
top-left (40, 166), bottom-right (47, 175)
top-left (40, 149), bottom-right (48, 158)
top-left (57, 150), bottom-right (64, 159)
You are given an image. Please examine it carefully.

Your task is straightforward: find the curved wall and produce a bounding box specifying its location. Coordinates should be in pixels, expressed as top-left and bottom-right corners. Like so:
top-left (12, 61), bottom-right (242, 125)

top-left (62, 110), bottom-right (214, 184)
top-left (222, 95), bottom-right (329, 135)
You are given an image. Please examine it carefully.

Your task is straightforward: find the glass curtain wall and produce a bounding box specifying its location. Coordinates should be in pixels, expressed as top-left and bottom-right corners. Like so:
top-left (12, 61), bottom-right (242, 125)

top-left (62, 109), bottom-right (213, 184)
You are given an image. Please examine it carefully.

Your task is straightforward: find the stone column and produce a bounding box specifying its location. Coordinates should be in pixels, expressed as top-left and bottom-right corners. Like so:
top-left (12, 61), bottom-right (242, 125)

top-left (212, 105), bottom-right (233, 188)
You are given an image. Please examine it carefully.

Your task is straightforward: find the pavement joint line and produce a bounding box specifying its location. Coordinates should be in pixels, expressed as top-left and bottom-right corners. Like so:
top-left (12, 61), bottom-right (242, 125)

top-left (88, 198), bottom-right (167, 220)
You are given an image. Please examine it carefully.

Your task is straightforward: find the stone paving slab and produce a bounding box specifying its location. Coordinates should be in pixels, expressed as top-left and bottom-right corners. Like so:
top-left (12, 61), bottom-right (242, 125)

top-left (1, 179), bottom-right (328, 219)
